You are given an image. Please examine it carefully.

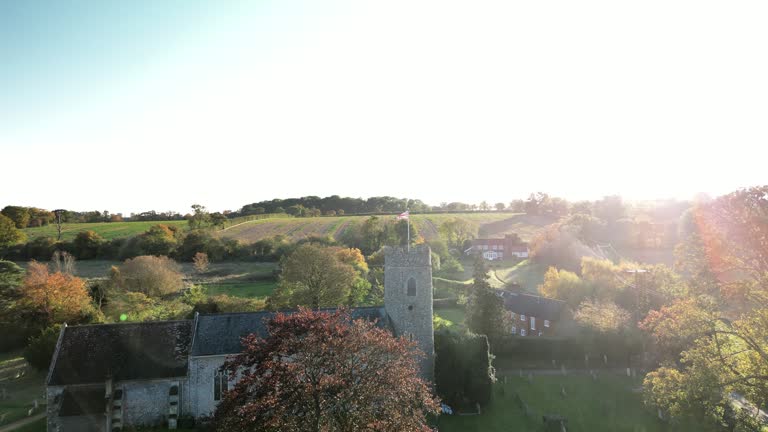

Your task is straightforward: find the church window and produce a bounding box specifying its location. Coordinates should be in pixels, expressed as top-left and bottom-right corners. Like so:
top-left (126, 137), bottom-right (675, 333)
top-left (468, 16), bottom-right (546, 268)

top-left (407, 278), bottom-right (416, 296)
top-left (214, 369), bottom-right (228, 401)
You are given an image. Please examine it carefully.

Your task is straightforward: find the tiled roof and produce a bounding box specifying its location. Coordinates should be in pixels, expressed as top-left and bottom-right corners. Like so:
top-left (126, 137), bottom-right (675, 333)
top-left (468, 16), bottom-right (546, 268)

top-left (191, 307), bottom-right (389, 357)
top-left (48, 320), bottom-right (192, 386)
top-left (499, 291), bottom-right (565, 321)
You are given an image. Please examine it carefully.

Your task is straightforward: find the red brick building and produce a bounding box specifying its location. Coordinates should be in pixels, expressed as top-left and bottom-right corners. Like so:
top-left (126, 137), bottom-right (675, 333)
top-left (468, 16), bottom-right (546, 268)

top-left (466, 234), bottom-right (529, 260)
top-left (498, 290), bottom-right (566, 337)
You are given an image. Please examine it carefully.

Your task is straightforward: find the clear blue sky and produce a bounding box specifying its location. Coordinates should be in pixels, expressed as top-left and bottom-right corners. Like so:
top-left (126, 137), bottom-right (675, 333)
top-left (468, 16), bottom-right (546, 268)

top-left (1, 0), bottom-right (766, 214)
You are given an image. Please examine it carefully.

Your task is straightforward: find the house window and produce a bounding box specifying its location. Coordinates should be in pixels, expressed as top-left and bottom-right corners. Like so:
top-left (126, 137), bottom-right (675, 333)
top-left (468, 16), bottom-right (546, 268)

top-left (520, 329), bottom-right (527, 336)
top-left (538, 332), bottom-right (542, 337)
top-left (544, 320), bottom-right (550, 328)
top-left (214, 369), bottom-right (228, 401)
top-left (511, 326), bottom-right (516, 335)
top-left (407, 278), bottom-right (416, 296)
top-left (499, 245), bottom-right (504, 250)
top-left (520, 314), bottom-right (526, 321)
top-left (510, 312), bottom-right (516, 320)
top-left (492, 245), bottom-right (498, 250)
top-left (530, 317), bottom-right (536, 331)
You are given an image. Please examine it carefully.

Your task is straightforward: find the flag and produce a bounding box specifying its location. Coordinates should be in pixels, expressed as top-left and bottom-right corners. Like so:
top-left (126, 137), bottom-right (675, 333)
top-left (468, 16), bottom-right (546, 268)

top-left (397, 210), bottom-right (409, 220)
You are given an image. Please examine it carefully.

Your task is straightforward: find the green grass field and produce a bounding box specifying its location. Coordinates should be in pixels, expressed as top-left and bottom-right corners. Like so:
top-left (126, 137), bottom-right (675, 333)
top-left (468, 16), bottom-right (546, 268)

top-left (437, 374), bottom-right (697, 432)
top-left (203, 280), bottom-right (276, 298)
top-left (434, 307), bottom-right (466, 330)
top-left (22, 220), bottom-right (188, 241)
top-left (0, 352), bottom-right (45, 428)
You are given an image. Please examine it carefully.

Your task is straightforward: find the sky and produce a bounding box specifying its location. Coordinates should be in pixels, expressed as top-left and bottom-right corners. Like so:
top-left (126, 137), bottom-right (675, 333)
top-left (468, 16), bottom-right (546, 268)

top-left (1, 0), bottom-right (766, 215)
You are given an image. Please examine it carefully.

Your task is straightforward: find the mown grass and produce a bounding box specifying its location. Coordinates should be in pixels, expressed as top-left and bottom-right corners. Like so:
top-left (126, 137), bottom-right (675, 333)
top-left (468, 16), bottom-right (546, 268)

top-left (436, 374), bottom-right (700, 432)
top-left (22, 220), bottom-right (188, 241)
top-left (434, 307), bottom-right (466, 329)
top-left (0, 365), bottom-right (46, 427)
top-left (203, 280), bottom-right (277, 299)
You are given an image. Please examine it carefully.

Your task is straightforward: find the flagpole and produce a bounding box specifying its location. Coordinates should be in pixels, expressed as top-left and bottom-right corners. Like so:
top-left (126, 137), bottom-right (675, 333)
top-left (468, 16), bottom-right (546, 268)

top-left (407, 212), bottom-right (410, 252)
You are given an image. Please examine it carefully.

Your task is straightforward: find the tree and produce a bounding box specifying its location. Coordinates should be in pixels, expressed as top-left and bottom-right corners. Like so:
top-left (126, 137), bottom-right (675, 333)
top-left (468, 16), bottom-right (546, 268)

top-left (18, 261), bottom-right (95, 328)
top-left (0, 213), bottom-right (26, 249)
top-left (538, 266), bottom-right (591, 307)
top-left (435, 329), bottom-right (496, 408)
top-left (466, 255), bottom-right (506, 342)
top-left (439, 217), bottom-right (477, 252)
top-left (138, 224), bottom-right (179, 256)
top-left (193, 252), bottom-right (210, 274)
top-left (24, 324), bottom-right (62, 370)
top-left (494, 202), bottom-right (506, 211)
top-left (72, 230), bottom-right (105, 259)
top-left (1, 206), bottom-right (31, 228)
top-left (50, 250), bottom-right (76, 275)
top-left (188, 204), bottom-right (212, 230)
top-left (212, 308), bottom-right (440, 432)
top-left (269, 244), bottom-right (358, 309)
top-left (114, 255), bottom-right (184, 297)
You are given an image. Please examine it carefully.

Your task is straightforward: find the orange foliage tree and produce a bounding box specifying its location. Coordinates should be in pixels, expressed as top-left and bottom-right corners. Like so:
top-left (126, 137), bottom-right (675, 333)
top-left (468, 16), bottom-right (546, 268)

top-left (20, 261), bottom-right (95, 327)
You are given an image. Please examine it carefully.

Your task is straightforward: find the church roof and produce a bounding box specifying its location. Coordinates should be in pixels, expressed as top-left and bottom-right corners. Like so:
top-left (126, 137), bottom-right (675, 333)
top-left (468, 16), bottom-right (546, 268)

top-left (48, 320), bottom-right (192, 386)
top-left (191, 307), bottom-right (389, 357)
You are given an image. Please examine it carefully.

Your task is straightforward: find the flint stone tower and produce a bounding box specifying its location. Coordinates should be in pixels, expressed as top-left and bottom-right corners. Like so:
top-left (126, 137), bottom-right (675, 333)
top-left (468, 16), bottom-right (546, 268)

top-left (384, 245), bottom-right (434, 381)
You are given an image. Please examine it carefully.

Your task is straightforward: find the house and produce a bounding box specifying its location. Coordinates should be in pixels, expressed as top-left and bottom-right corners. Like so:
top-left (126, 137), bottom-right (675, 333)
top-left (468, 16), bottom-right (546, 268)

top-left (498, 290), bottom-right (565, 337)
top-left (465, 234), bottom-right (529, 260)
top-left (46, 246), bottom-right (434, 432)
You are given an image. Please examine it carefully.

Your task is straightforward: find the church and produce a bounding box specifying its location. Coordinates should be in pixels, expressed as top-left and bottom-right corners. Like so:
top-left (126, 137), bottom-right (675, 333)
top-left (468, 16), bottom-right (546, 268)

top-left (45, 246), bottom-right (434, 432)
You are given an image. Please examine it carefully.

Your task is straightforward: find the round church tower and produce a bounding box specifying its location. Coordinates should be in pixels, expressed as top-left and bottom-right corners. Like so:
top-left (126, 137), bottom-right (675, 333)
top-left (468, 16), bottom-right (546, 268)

top-left (384, 245), bottom-right (434, 381)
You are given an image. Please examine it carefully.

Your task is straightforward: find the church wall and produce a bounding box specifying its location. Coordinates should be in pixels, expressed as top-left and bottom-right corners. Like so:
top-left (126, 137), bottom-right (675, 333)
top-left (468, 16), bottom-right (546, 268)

top-left (187, 355), bottom-right (228, 418)
top-left (121, 378), bottom-right (185, 427)
top-left (47, 386), bottom-right (65, 432)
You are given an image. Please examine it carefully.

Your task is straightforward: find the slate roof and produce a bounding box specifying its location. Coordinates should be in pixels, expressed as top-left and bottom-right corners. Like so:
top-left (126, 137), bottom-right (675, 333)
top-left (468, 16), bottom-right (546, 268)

top-left (58, 387), bottom-right (106, 417)
top-left (48, 320), bottom-right (192, 386)
top-left (191, 307), bottom-right (389, 357)
top-left (499, 291), bottom-right (565, 321)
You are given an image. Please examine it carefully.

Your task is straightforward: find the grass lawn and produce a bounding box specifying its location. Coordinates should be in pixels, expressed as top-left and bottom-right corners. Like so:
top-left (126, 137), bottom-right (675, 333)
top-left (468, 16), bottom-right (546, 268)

top-left (434, 307), bottom-right (466, 329)
top-left (12, 417), bottom-right (46, 432)
top-left (203, 280), bottom-right (276, 298)
top-left (22, 220), bottom-right (188, 241)
top-left (0, 359), bottom-right (46, 427)
top-left (493, 259), bottom-right (547, 294)
top-left (437, 374), bottom-right (698, 432)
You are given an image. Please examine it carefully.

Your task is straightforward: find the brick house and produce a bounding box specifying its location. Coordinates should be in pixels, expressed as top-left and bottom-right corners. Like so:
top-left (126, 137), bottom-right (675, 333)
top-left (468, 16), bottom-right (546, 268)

top-left (465, 234), bottom-right (529, 260)
top-left (498, 291), bottom-right (565, 337)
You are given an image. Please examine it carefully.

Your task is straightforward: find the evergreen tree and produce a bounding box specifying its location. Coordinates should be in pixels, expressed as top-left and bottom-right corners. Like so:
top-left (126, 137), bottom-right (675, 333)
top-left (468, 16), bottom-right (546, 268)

top-left (466, 255), bottom-right (507, 343)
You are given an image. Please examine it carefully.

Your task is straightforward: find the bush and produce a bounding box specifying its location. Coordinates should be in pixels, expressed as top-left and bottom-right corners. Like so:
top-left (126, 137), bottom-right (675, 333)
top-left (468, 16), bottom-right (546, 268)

top-left (435, 329), bottom-right (495, 408)
top-left (115, 255), bottom-right (184, 297)
top-left (24, 324), bottom-right (62, 370)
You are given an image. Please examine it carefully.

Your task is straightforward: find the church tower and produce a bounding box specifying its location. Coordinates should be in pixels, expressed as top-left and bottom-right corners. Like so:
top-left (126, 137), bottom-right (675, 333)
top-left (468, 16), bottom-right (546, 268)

top-left (384, 245), bottom-right (434, 381)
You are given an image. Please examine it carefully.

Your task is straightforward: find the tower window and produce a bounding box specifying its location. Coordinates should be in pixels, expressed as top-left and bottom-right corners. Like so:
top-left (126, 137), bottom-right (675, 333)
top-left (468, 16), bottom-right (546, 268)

top-left (406, 278), bottom-right (416, 296)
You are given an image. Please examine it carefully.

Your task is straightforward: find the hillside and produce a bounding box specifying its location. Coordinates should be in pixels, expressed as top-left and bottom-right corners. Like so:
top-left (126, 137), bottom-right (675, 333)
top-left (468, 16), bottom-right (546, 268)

top-left (22, 220), bottom-right (189, 241)
top-left (217, 213), bottom-right (558, 244)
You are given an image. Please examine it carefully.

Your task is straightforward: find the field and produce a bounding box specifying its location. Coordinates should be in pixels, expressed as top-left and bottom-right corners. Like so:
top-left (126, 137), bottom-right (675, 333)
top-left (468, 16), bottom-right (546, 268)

top-left (0, 351), bottom-right (45, 429)
top-left (217, 213), bottom-right (557, 244)
top-left (22, 220), bottom-right (188, 241)
top-left (436, 374), bottom-right (699, 432)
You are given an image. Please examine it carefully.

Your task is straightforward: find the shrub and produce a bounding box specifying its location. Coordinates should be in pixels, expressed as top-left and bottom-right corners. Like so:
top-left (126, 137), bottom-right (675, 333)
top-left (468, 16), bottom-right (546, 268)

top-left (115, 255), bottom-right (184, 297)
top-left (72, 230), bottom-right (105, 259)
top-left (24, 324), bottom-right (62, 370)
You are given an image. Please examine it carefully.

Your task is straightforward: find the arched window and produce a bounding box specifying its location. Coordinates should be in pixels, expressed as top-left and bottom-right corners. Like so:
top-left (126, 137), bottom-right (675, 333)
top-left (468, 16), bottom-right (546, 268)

top-left (406, 278), bottom-right (416, 296)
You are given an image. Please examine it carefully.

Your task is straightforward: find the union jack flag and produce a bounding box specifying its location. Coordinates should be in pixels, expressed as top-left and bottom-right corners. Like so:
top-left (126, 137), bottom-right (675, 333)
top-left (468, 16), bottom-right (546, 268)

top-left (396, 210), bottom-right (409, 220)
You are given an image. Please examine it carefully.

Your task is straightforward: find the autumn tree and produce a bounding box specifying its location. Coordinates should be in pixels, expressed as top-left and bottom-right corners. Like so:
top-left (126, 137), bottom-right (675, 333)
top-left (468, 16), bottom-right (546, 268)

top-left (0, 213), bottom-right (26, 249)
top-left (193, 252), bottom-right (210, 273)
top-left (138, 224), bottom-right (180, 256)
top-left (72, 230), bottom-right (105, 259)
top-left (212, 308), bottom-right (440, 432)
top-left (18, 261), bottom-right (95, 328)
top-left (188, 204), bottom-right (212, 230)
top-left (538, 266), bottom-right (591, 308)
top-left (466, 255), bottom-right (506, 342)
top-left (641, 186), bottom-right (768, 429)
top-left (439, 217), bottom-right (477, 252)
top-left (269, 244), bottom-right (358, 309)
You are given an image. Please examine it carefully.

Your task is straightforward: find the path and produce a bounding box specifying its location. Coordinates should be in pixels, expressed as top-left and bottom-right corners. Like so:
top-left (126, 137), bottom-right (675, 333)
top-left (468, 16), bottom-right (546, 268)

top-left (0, 412), bottom-right (44, 432)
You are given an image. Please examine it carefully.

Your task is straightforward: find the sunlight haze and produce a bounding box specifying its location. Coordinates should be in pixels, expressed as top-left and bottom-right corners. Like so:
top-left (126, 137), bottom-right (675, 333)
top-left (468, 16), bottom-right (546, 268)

top-left (1, 0), bottom-right (766, 214)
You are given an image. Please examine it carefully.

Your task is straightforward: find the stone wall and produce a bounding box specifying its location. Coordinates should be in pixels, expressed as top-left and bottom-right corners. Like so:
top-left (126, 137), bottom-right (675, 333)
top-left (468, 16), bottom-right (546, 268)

top-left (384, 245), bottom-right (435, 381)
top-left (187, 355), bottom-right (228, 418)
top-left (46, 386), bottom-right (64, 432)
top-left (121, 379), bottom-right (184, 427)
